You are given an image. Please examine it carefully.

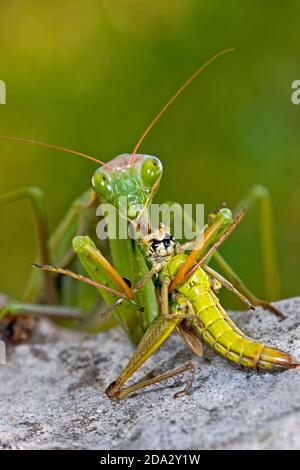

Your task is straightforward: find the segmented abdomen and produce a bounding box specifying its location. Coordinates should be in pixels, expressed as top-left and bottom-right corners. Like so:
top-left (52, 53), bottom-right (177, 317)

top-left (178, 267), bottom-right (297, 371)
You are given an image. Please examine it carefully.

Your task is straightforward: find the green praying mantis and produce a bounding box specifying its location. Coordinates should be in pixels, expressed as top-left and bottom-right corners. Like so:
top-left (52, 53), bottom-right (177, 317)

top-left (0, 49), bottom-right (298, 399)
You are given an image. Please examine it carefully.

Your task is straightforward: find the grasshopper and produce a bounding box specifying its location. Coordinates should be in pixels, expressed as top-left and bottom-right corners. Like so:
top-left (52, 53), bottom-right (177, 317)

top-left (0, 49), bottom-right (297, 398)
top-left (38, 201), bottom-right (298, 400)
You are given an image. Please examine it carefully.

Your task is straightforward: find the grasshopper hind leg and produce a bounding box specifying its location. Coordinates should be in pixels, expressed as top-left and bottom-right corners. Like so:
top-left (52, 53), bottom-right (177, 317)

top-left (105, 291), bottom-right (201, 400)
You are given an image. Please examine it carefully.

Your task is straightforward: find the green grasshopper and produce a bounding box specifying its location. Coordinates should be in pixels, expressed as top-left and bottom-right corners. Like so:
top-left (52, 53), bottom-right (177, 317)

top-left (0, 49), bottom-right (297, 398)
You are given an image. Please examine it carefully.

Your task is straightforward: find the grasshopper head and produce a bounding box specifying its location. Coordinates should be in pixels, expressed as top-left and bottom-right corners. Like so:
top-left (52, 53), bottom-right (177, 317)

top-left (139, 226), bottom-right (176, 260)
top-left (92, 154), bottom-right (162, 220)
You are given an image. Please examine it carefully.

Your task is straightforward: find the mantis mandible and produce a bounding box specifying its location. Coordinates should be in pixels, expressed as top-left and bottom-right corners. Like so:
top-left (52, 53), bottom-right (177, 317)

top-left (0, 49), bottom-right (296, 398)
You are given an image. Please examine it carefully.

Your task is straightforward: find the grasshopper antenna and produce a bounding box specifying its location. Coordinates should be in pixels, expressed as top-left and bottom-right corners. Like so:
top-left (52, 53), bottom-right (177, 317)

top-left (0, 136), bottom-right (114, 170)
top-left (131, 48), bottom-right (234, 161)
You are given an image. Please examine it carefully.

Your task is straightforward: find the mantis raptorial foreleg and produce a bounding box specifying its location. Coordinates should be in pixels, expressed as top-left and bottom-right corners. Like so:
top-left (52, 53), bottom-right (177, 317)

top-left (66, 236), bottom-right (148, 344)
top-left (48, 190), bottom-right (98, 268)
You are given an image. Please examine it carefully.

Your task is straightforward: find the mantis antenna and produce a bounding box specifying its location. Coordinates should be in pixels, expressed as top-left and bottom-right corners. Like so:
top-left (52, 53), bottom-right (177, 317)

top-left (131, 48), bottom-right (234, 159)
top-left (0, 136), bottom-right (114, 170)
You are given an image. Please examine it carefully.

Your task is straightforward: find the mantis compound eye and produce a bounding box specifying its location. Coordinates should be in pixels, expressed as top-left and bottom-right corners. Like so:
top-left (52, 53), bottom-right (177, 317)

top-left (141, 156), bottom-right (162, 188)
top-left (92, 169), bottom-right (113, 200)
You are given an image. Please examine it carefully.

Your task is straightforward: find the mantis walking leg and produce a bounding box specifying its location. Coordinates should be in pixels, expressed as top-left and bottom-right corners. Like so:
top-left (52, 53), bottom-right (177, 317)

top-left (212, 185), bottom-right (281, 315)
top-left (0, 187), bottom-right (55, 303)
top-left (213, 186), bottom-right (285, 318)
top-left (235, 184), bottom-right (280, 300)
top-left (0, 190), bottom-right (102, 327)
top-left (0, 187), bottom-right (84, 338)
top-left (212, 252), bottom-right (284, 318)
top-left (202, 265), bottom-right (255, 310)
top-left (201, 264), bottom-right (285, 319)
top-left (0, 300), bottom-right (84, 321)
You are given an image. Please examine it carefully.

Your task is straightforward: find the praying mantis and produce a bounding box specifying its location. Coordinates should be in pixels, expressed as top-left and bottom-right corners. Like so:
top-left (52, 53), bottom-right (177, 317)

top-left (0, 49), bottom-right (298, 398)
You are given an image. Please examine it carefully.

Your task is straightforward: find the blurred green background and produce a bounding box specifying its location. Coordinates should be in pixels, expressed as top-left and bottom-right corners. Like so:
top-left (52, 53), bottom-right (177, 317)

top-left (0, 0), bottom-right (299, 308)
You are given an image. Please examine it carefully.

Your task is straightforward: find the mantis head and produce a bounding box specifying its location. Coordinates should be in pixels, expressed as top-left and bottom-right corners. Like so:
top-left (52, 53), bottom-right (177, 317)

top-left (92, 153), bottom-right (163, 220)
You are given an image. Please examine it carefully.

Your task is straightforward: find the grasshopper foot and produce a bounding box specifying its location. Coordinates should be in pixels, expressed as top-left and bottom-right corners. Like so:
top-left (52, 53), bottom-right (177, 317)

top-left (173, 361), bottom-right (196, 399)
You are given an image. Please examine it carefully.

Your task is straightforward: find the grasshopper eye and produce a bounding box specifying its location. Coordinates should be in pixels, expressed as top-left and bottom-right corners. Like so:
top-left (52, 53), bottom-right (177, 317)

top-left (141, 157), bottom-right (162, 188)
top-left (92, 169), bottom-right (113, 200)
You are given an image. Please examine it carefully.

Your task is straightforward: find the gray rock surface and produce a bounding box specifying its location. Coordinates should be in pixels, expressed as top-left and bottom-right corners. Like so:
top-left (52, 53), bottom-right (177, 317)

top-left (0, 297), bottom-right (299, 450)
